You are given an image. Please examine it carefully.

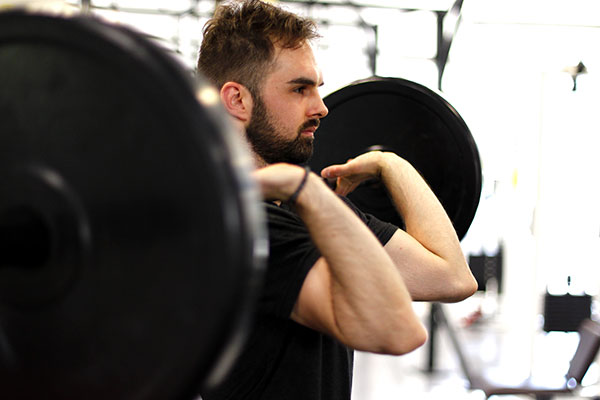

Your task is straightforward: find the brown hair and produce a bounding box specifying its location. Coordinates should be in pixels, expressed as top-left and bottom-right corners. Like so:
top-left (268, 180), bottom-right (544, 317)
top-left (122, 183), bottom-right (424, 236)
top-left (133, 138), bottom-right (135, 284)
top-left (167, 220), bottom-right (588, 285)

top-left (197, 0), bottom-right (319, 95)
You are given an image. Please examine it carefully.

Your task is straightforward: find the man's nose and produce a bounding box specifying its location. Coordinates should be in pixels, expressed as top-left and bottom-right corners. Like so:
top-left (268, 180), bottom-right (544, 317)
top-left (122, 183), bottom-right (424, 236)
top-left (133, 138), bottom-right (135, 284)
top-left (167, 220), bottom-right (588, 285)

top-left (311, 95), bottom-right (328, 119)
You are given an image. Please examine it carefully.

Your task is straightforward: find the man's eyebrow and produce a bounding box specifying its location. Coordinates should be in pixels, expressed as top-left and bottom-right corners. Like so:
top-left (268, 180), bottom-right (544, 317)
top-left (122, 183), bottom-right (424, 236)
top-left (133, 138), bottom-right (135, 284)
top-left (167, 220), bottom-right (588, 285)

top-left (287, 77), bottom-right (325, 87)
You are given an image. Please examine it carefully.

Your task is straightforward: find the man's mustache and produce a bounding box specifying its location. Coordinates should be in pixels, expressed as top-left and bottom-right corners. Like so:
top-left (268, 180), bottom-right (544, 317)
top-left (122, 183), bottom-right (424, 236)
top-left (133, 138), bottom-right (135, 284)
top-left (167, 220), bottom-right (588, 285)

top-left (299, 119), bottom-right (320, 132)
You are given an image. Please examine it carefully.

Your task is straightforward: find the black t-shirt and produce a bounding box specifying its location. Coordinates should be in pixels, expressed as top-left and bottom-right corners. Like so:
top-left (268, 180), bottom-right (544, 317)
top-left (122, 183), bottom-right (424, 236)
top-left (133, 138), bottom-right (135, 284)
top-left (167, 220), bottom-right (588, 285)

top-left (201, 196), bottom-right (398, 400)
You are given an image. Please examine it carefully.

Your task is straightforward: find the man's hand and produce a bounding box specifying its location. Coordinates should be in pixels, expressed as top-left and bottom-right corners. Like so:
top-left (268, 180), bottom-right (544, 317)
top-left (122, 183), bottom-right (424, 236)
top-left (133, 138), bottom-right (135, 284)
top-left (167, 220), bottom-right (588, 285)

top-left (320, 151), bottom-right (389, 196)
top-left (252, 163), bottom-right (309, 202)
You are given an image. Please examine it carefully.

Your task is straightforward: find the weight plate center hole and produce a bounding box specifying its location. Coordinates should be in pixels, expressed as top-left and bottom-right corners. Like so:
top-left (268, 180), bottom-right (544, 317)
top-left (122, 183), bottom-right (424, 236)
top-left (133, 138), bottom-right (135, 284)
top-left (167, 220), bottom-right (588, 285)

top-left (0, 206), bottom-right (52, 269)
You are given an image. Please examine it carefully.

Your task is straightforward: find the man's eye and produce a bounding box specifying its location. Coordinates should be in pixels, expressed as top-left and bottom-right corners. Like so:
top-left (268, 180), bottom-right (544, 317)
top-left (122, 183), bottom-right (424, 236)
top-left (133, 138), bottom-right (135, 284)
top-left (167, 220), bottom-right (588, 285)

top-left (294, 87), bottom-right (306, 94)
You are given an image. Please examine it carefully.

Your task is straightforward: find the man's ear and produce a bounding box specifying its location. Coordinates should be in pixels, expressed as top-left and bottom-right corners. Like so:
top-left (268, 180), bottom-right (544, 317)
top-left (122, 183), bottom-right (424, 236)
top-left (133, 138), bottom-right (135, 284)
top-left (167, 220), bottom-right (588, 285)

top-left (220, 81), bottom-right (253, 123)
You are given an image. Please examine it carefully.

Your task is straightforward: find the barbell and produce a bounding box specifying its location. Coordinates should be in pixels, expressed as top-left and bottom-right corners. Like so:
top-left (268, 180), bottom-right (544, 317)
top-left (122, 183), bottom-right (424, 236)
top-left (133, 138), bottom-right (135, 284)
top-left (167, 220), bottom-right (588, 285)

top-left (0, 11), bottom-right (481, 400)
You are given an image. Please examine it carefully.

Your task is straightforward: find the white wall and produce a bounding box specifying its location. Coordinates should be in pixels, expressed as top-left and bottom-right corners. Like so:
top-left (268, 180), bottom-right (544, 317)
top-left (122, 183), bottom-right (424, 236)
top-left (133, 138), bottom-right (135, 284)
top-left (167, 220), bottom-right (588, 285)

top-left (443, 0), bottom-right (600, 323)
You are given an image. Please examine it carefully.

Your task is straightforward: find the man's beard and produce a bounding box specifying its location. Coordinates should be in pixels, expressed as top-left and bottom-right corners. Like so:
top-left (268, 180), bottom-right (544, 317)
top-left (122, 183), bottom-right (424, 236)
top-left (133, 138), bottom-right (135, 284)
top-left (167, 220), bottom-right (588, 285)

top-left (245, 95), bottom-right (318, 165)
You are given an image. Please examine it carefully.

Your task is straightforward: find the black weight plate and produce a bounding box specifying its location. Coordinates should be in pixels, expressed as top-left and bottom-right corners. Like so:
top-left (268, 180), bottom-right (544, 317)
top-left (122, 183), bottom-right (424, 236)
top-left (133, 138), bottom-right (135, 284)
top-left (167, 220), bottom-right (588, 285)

top-left (0, 11), bottom-right (266, 400)
top-left (310, 77), bottom-right (481, 240)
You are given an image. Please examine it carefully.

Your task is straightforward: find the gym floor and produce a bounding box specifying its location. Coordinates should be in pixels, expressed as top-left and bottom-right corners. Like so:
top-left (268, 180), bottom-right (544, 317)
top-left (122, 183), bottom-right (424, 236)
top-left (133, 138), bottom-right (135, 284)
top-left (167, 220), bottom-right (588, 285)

top-left (351, 294), bottom-right (600, 400)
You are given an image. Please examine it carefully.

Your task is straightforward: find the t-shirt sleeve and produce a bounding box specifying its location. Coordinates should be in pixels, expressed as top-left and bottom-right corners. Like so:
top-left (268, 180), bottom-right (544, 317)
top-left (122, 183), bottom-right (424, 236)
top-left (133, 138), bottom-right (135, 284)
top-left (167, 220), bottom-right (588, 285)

top-left (337, 196), bottom-right (399, 246)
top-left (259, 198), bottom-right (399, 320)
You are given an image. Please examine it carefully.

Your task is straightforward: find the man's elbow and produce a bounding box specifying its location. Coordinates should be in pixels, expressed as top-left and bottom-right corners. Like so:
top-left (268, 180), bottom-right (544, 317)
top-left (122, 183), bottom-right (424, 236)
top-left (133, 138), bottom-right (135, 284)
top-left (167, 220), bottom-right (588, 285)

top-left (379, 322), bottom-right (428, 356)
top-left (445, 273), bottom-right (478, 303)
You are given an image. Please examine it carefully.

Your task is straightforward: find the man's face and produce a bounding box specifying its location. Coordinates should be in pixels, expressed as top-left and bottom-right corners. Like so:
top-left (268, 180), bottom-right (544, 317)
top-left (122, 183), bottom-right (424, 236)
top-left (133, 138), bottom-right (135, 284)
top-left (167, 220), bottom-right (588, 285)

top-left (245, 42), bottom-right (328, 165)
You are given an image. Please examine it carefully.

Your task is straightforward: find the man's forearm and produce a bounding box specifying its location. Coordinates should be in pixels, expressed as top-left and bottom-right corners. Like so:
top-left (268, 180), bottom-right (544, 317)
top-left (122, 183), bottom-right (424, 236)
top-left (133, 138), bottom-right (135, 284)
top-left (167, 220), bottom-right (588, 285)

top-left (379, 153), bottom-right (477, 302)
top-left (292, 172), bottom-right (427, 354)
top-left (380, 155), bottom-right (463, 261)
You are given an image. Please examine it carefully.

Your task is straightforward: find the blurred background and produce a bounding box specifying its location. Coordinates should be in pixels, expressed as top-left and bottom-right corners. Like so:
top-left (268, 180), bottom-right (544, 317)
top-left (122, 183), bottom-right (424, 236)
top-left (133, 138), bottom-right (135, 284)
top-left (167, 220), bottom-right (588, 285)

top-left (1, 0), bottom-right (599, 398)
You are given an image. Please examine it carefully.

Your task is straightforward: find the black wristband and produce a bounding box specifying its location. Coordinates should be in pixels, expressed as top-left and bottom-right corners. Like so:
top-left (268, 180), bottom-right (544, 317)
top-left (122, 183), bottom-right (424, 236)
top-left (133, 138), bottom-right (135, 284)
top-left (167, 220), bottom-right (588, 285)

top-left (287, 165), bottom-right (311, 204)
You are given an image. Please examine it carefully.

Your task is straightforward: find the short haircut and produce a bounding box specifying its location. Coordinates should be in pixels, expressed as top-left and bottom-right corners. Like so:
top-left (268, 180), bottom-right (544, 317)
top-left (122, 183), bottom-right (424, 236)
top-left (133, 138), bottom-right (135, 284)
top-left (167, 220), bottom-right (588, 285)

top-left (197, 0), bottom-right (319, 95)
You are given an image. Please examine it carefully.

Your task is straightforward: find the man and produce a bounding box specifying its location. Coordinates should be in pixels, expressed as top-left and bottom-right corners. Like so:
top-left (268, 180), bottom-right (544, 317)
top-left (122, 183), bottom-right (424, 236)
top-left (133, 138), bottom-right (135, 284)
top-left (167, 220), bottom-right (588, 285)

top-left (197, 1), bottom-right (477, 399)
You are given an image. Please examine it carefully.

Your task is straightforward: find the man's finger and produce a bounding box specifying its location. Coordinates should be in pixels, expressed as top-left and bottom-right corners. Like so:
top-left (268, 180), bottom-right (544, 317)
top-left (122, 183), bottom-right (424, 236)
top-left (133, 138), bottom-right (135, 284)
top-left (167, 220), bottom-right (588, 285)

top-left (321, 165), bottom-right (341, 179)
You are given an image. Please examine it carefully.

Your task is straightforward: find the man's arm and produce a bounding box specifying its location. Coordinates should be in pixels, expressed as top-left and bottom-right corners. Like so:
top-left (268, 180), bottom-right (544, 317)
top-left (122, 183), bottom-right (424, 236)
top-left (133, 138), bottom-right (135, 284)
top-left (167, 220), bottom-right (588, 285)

top-left (321, 151), bottom-right (478, 303)
top-left (253, 163), bottom-right (427, 355)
